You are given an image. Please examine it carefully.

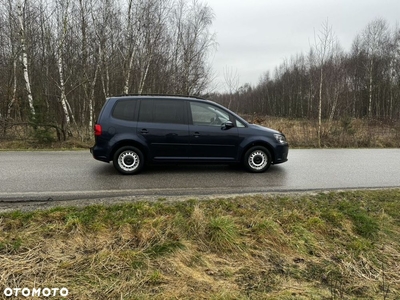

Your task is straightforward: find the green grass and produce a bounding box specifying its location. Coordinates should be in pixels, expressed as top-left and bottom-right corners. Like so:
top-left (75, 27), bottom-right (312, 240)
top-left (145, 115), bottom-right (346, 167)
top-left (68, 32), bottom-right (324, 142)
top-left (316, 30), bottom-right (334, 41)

top-left (1, 190), bottom-right (400, 299)
top-left (207, 216), bottom-right (239, 251)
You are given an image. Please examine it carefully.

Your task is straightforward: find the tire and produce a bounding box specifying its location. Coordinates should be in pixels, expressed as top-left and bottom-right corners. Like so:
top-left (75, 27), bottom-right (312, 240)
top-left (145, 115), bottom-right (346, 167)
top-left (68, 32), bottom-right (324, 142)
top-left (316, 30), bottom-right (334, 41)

top-left (243, 146), bottom-right (271, 173)
top-left (113, 146), bottom-right (144, 175)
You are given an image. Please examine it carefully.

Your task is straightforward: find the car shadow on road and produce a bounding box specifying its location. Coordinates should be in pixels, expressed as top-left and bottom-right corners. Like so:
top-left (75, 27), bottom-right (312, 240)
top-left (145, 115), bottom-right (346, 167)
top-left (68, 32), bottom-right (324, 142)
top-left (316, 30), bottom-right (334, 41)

top-left (92, 162), bottom-right (286, 176)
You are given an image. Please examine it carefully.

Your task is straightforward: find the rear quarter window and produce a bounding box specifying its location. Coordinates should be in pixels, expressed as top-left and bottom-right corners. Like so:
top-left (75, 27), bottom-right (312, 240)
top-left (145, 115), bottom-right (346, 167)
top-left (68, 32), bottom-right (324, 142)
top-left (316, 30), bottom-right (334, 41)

top-left (112, 100), bottom-right (137, 121)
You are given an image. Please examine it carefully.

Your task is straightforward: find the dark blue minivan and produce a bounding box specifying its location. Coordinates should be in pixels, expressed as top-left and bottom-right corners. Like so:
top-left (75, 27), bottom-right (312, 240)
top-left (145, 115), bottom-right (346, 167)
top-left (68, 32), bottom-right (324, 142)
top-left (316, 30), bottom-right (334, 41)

top-left (90, 95), bottom-right (288, 174)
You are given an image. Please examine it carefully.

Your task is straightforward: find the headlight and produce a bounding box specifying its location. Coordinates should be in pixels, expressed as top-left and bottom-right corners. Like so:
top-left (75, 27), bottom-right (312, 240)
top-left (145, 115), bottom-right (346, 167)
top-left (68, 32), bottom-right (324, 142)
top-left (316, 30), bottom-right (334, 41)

top-left (274, 133), bottom-right (287, 144)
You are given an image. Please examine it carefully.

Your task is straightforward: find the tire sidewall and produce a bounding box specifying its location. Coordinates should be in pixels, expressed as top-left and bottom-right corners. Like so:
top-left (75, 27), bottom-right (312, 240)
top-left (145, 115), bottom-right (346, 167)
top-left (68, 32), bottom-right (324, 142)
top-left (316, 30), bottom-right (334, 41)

top-left (244, 146), bottom-right (271, 173)
top-left (113, 146), bottom-right (144, 175)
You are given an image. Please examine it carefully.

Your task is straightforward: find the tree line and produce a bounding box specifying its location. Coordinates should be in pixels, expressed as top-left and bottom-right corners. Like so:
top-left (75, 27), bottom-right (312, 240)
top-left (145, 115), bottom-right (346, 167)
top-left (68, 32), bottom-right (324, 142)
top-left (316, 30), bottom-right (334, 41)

top-left (213, 19), bottom-right (400, 123)
top-left (1, 1), bottom-right (399, 143)
top-left (0, 0), bottom-right (215, 139)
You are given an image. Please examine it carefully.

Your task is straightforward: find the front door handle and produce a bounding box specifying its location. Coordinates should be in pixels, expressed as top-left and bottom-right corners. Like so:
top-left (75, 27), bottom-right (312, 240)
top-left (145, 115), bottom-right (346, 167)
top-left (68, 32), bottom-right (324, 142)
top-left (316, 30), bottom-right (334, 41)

top-left (194, 131), bottom-right (200, 137)
top-left (140, 129), bottom-right (149, 134)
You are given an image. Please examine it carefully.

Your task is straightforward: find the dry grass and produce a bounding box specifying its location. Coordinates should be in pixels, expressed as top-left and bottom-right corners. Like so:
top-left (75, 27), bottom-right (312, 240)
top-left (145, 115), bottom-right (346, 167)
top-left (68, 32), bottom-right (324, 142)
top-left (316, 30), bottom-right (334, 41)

top-left (0, 123), bottom-right (92, 150)
top-left (247, 115), bottom-right (400, 148)
top-left (1, 190), bottom-right (400, 299)
top-left (2, 117), bottom-right (400, 149)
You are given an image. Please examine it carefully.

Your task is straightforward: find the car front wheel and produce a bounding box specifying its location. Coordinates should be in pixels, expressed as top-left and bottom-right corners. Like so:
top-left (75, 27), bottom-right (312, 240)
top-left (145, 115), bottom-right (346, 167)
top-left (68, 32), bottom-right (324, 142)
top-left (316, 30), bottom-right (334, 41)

top-left (113, 146), bottom-right (144, 175)
top-left (243, 146), bottom-right (271, 173)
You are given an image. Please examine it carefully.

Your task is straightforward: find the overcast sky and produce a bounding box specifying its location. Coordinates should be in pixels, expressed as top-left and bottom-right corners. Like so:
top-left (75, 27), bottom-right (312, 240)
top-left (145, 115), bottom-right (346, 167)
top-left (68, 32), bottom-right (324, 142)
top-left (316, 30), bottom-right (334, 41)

top-left (208, 0), bottom-right (400, 92)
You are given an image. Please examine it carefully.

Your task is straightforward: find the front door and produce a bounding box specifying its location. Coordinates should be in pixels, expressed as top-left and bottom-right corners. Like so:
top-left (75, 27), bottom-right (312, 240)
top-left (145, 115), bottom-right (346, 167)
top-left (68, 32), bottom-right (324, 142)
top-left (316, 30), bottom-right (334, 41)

top-left (188, 101), bottom-right (240, 160)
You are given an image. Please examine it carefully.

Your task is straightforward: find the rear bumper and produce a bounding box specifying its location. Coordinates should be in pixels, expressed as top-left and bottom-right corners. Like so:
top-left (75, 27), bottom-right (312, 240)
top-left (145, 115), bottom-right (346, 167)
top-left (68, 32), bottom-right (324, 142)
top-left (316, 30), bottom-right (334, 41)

top-left (90, 146), bottom-right (109, 163)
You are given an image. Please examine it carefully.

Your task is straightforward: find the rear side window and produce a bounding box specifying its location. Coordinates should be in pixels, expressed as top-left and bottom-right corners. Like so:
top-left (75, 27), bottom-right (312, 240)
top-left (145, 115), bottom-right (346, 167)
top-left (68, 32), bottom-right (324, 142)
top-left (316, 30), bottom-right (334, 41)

top-left (112, 100), bottom-right (137, 121)
top-left (138, 99), bottom-right (186, 124)
top-left (138, 100), bottom-right (153, 122)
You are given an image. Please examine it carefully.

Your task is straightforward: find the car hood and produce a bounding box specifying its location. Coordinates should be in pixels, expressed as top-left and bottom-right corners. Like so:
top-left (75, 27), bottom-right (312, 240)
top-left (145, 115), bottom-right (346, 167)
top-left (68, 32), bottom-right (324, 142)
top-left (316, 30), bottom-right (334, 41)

top-left (248, 124), bottom-right (281, 135)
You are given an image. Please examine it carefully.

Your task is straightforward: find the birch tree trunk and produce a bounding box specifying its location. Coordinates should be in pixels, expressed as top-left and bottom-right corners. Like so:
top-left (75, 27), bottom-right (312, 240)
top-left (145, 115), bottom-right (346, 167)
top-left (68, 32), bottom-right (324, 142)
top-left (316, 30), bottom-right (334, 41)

top-left (17, 0), bottom-right (35, 117)
top-left (55, 0), bottom-right (73, 139)
top-left (99, 43), bottom-right (110, 99)
top-left (138, 63), bottom-right (150, 95)
top-left (314, 20), bottom-right (336, 148)
top-left (318, 57), bottom-right (324, 148)
top-left (122, 0), bottom-right (136, 95)
top-left (329, 86), bottom-right (339, 122)
top-left (79, 0), bottom-right (100, 135)
top-left (123, 49), bottom-right (136, 94)
top-left (7, 59), bottom-right (17, 118)
top-left (368, 59), bottom-right (373, 119)
top-left (57, 55), bottom-right (70, 126)
top-left (361, 19), bottom-right (390, 119)
top-left (6, 0), bottom-right (18, 119)
top-left (88, 67), bottom-right (99, 130)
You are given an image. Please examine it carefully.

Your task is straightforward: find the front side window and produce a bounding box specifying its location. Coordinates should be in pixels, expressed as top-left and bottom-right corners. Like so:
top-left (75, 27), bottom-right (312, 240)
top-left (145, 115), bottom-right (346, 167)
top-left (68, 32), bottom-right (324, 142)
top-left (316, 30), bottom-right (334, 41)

top-left (112, 100), bottom-right (136, 121)
top-left (190, 102), bottom-right (230, 126)
top-left (138, 99), bottom-right (186, 124)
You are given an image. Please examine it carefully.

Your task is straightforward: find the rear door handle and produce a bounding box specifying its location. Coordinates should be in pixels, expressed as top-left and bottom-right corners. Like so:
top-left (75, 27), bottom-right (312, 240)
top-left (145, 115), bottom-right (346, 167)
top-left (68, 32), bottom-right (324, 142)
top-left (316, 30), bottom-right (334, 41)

top-left (140, 129), bottom-right (149, 134)
top-left (194, 131), bottom-right (200, 137)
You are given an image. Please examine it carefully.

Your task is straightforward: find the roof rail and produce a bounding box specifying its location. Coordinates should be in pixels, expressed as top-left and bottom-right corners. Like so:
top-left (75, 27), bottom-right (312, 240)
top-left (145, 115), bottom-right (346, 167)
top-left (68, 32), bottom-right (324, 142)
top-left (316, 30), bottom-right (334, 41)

top-left (114, 93), bottom-right (206, 100)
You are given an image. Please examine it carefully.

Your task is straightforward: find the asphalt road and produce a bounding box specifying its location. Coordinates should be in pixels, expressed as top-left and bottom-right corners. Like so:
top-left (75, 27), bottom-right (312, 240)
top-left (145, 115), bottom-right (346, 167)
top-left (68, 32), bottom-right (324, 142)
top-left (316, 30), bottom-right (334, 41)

top-left (0, 149), bottom-right (399, 202)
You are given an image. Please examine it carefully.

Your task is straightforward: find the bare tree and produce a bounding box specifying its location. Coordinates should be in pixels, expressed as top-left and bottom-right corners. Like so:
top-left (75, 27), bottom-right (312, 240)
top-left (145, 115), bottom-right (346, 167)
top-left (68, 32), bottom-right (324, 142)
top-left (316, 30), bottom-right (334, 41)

top-left (94, 0), bottom-right (117, 99)
top-left (137, 0), bottom-right (170, 94)
top-left (223, 66), bottom-right (239, 109)
top-left (172, 0), bottom-right (216, 95)
top-left (391, 26), bottom-right (400, 119)
top-left (327, 44), bottom-right (345, 122)
top-left (2, 0), bottom-right (19, 119)
top-left (211, 18), bottom-right (400, 123)
top-left (361, 19), bottom-right (391, 118)
top-left (17, 0), bottom-right (35, 117)
top-left (78, 0), bottom-right (100, 134)
top-left (121, 0), bottom-right (140, 95)
top-left (313, 20), bottom-right (336, 147)
top-left (0, 0), bottom-right (217, 140)
top-left (53, 0), bottom-right (74, 138)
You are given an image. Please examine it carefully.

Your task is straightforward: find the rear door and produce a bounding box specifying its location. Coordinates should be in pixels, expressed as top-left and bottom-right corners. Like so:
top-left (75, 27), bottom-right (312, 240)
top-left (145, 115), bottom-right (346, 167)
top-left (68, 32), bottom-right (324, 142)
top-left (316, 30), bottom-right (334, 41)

top-left (136, 99), bottom-right (189, 160)
top-left (188, 101), bottom-right (240, 161)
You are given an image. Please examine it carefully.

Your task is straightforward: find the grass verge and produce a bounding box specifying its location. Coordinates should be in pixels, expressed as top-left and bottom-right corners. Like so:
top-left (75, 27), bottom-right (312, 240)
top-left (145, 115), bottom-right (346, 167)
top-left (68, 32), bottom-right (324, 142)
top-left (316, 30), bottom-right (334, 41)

top-left (1, 190), bottom-right (400, 299)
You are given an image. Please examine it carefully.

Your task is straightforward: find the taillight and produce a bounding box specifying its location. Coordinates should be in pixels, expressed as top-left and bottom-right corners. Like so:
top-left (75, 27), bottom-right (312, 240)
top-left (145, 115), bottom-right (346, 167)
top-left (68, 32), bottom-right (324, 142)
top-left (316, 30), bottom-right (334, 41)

top-left (94, 124), bottom-right (102, 136)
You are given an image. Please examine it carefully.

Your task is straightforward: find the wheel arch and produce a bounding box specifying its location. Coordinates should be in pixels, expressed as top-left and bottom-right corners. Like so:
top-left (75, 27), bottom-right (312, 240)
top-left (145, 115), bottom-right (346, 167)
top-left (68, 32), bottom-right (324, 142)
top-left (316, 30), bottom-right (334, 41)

top-left (240, 140), bottom-right (275, 164)
top-left (110, 140), bottom-right (148, 163)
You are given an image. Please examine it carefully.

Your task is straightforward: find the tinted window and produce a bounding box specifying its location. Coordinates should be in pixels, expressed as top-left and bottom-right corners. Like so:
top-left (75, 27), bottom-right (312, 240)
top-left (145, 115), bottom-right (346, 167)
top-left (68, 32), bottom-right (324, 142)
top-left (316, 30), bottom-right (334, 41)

top-left (190, 102), bottom-right (230, 126)
top-left (112, 100), bottom-right (136, 121)
top-left (138, 100), bottom-right (153, 122)
top-left (139, 99), bottom-right (186, 124)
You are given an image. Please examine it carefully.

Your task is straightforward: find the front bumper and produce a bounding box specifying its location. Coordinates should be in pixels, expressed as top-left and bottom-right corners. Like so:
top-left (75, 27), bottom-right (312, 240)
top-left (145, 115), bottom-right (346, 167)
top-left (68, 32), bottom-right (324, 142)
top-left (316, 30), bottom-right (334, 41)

top-left (273, 144), bottom-right (289, 164)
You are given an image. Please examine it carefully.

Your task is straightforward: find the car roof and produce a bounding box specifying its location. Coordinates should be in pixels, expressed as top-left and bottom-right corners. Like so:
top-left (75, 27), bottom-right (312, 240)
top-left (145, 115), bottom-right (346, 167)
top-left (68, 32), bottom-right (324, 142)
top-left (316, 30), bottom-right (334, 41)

top-left (108, 94), bottom-right (220, 106)
top-left (112, 94), bottom-right (205, 100)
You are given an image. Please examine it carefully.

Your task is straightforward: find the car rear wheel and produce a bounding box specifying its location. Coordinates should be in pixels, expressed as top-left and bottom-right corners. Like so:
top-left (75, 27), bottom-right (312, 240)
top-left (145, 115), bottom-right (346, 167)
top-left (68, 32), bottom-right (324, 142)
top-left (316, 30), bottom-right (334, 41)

top-left (113, 146), bottom-right (144, 175)
top-left (243, 146), bottom-right (271, 173)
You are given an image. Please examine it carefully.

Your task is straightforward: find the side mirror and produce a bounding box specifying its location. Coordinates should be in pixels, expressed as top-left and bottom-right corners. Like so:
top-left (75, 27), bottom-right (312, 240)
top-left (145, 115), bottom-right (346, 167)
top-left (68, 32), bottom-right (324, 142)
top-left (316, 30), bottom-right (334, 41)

top-left (221, 120), bottom-right (234, 130)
